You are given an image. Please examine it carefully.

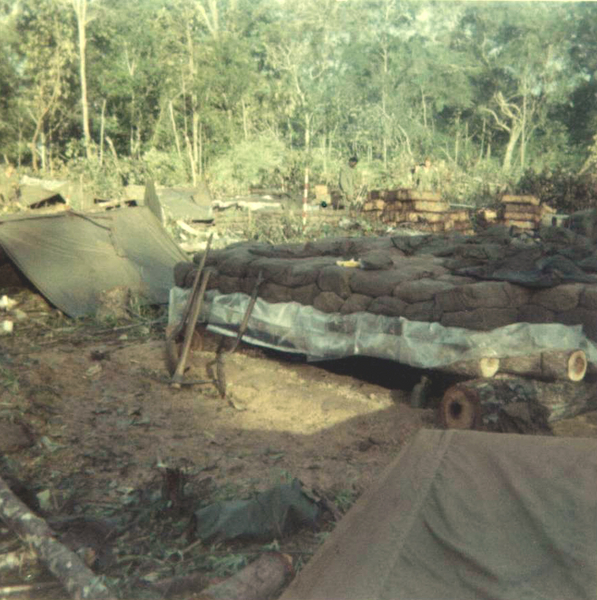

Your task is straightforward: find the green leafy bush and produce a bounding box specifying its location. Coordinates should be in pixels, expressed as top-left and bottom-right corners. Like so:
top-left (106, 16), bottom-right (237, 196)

top-left (515, 168), bottom-right (597, 213)
top-left (207, 135), bottom-right (291, 196)
top-left (142, 148), bottom-right (189, 186)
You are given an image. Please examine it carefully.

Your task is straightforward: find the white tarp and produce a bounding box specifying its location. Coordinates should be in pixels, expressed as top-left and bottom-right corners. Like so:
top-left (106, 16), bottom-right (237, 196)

top-left (169, 288), bottom-right (597, 369)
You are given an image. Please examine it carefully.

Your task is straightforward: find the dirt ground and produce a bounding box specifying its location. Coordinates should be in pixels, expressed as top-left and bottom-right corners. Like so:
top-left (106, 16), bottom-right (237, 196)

top-left (0, 296), bottom-right (596, 599)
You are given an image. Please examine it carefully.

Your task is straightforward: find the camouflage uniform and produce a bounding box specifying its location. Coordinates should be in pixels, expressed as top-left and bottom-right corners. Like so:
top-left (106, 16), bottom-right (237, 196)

top-left (416, 161), bottom-right (439, 192)
top-left (338, 159), bottom-right (357, 207)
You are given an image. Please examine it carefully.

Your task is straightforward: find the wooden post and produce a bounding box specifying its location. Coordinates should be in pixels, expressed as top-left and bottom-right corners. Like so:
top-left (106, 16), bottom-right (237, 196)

top-left (302, 166), bottom-right (309, 230)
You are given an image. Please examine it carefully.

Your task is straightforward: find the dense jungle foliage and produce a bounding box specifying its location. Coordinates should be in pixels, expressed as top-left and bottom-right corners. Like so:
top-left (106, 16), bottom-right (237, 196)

top-left (1, 0), bottom-right (597, 207)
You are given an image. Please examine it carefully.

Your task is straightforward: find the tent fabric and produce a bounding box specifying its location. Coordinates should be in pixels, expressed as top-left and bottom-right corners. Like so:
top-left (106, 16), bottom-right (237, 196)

top-left (0, 207), bottom-right (187, 317)
top-left (124, 184), bottom-right (214, 221)
top-left (281, 429), bottom-right (597, 600)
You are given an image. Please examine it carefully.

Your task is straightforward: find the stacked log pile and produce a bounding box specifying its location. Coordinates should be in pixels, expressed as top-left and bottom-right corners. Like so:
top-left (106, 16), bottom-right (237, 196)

top-left (499, 194), bottom-right (543, 231)
top-left (362, 189), bottom-right (473, 234)
top-left (477, 195), bottom-right (557, 231)
top-left (439, 354), bottom-right (596, 435)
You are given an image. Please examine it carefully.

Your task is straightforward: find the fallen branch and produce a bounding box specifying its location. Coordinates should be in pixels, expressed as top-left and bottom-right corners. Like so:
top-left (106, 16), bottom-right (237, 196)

top-left (150, 572), bottom-right (210, 598)
top-left (0, 581), bottom-right (63, 598)
top-left (197, 552), bottom-right (293, 600)
top-left (0, 474), bottom-right (114, 599)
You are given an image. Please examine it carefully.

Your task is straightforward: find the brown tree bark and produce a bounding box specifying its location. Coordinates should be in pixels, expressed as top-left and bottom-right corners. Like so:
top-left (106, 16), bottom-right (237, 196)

top-left (437, 357), bottom-right (500, 379)
top-left (197, 553), bottom-right (294, 600)
top-left (439, 377), bottom-right (597, 434)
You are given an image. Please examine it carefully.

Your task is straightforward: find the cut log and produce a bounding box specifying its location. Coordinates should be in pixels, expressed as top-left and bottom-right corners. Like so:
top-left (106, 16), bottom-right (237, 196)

top-left (439, 377), bottom-right (597, 433)
top-left (403, 211), bottom-right (445, 223)
top-left (501, 203), bottom-right (543, 216)
top-left (438, 357), bottom-right (500, 379)
top-left (499, 349), bottom-right (587, 382)
top-left (362, 200), bottom-right (385, 211)
top-left (501, 194), bottom-right (540, 206)
top-left (478, 208), bottom-right (498, 221)
top-left (197, 553), bottom-right (294, 600)
top-left (503, 218), bottom-right (540, 229)
top-left (502, 211), bottom-right (543, 222)
top-left (0, 474), bottom-right (114, 599)
top-left (408, 190), bottom-right (442, 202)
top-left (382, 189), bottom-right (412, 201)
top-left (449, 210), bottom-right (471, 222)
top-left (412, 200), bottom-right (449, 213)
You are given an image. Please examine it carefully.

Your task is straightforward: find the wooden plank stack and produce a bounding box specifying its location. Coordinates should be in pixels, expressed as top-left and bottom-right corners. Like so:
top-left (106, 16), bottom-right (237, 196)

top-left (477, 197), bottom-right (558, 231)
top-left (499, 194), bottom-right (543, 231)
top-left (362, 188), bottom-right (473, 234)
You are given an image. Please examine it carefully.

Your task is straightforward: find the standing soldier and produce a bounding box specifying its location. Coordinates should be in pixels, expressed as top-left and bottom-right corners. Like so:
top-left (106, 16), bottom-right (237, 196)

top-left (415, 157), bottom-right (439, 192)
top-left (338, 156), bottom-right (358, 208)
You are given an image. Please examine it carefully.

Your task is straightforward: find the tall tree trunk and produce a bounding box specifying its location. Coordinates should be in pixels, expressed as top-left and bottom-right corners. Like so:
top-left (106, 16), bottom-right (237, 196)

top-left (242, 98), bottom-right (249, 141)
top-left (73, 0), bottom-right (92, 161)
top-left (304, 113), bottom-right (311, 155)
top-left (192, 111), bottom-right (199, 180)
top-left (502, 123), bottom-right (522, 172)
top-left (40, 131), bottom-right (47, 171)
top-left (169, 100), bottom-right (182, 159)
top-left (198, 122), bottom-right (203, 177)
top-left (186, 24), bottom-right (198, 185)
top-left (520, 94), bottom-right (528, 170)
top-left (99, 99), bottom-right (106, 167)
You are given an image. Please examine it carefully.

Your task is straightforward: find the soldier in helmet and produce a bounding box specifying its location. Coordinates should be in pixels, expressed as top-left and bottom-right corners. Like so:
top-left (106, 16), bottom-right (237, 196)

top-left (414, 157), bottom-right (439, 192)
top-left (338, 156), bottom-right (359, 208)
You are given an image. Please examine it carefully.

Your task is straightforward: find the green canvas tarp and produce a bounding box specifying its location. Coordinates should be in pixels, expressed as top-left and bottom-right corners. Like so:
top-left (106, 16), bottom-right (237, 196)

top-left (281, 429), bottom-right (597, 600)
top-left (0, 206), bottom-right (187, 317)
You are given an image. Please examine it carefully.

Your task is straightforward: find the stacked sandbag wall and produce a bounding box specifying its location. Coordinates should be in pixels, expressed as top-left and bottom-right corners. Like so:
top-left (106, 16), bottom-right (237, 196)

top-left (173, 235), bottom-right (597, 343)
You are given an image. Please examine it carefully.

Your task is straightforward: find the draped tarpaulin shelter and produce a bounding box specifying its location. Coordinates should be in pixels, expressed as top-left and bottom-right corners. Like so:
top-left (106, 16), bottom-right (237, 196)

top-left (280, 429), bottom-right (597, 600)
top-left (0, 206), bottom-right (187, 317)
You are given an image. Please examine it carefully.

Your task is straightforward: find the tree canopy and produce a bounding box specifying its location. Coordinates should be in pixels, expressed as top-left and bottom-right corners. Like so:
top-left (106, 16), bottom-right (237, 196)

top-left (1, 0), bottom-right (596, 197)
